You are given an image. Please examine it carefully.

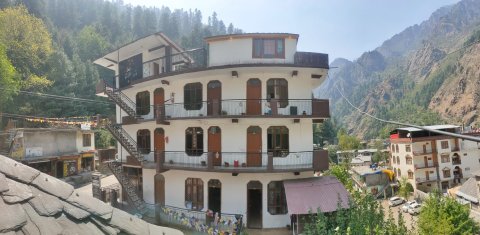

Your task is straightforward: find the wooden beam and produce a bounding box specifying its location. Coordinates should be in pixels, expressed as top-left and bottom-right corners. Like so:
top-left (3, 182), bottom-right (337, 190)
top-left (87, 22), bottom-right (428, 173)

top-left (148, 45), bottom-right (166, 52)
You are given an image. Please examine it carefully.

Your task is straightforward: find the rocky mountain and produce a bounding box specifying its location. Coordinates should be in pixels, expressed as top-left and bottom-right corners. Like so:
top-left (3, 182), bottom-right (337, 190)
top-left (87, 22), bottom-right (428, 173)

top-left (318, 0), bottom-right (480, 139)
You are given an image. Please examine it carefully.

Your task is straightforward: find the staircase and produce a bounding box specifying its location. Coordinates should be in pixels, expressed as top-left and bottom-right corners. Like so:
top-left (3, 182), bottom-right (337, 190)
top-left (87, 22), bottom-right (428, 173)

top-left (102, 81), bottom-right (138, 118)
top-left (104, 122), bottom-right (143, 163)
top-left (105, 161), bottom-right (147, 214)
top-left (0, 130), bottom-right (17, 157)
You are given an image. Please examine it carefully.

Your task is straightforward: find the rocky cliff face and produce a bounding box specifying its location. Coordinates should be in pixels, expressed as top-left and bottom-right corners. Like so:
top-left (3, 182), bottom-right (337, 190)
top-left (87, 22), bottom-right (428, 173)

top-left (319, 0), bottom-right (480, 139)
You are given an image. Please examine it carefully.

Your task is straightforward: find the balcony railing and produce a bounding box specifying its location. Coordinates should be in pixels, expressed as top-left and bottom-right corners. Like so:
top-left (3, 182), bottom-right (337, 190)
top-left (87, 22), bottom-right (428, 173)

top-left (412, 150), bottom-right (433, 156)
top-left (151, 150), bottom-right (329, 173)
top-left (416, 177), bottom-right (438, 183)
top-left (452, 159), bottom-right (462, 165)
top-left (414, 163), bottom-right (437, 169)
top-left (131, 99), bottom-right (329, 123)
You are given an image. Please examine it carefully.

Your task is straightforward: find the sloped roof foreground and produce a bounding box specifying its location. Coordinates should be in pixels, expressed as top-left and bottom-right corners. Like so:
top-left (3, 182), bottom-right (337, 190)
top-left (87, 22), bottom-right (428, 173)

top-left (0, 155), bottom-right (183, 235)
top-left (283, 176), bottom-right (350, 215)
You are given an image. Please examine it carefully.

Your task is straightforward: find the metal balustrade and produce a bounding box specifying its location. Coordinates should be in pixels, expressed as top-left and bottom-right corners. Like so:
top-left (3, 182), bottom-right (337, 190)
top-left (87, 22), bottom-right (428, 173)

top-left (153, 150), bottom-right (328, 172)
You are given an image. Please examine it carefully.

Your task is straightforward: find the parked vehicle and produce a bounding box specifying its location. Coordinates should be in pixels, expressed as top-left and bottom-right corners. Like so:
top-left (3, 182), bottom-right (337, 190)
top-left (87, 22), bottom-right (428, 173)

top-left (408, 203), bottom-right (422, 215)
top-left (402, 200), bottom-right (417, 213)
top-left (388, 196), bottom-right (405, 207)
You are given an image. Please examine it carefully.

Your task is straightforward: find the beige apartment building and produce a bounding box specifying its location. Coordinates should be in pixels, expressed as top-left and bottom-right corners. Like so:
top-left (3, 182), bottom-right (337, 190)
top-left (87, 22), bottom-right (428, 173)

top-left (390, 125), bottom-right (480, 193)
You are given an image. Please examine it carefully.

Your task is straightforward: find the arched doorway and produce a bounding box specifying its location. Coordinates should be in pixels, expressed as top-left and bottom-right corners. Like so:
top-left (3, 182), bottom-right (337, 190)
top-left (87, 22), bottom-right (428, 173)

top-left (454, 166), bottom-right (463, 184)
top-left (208, 127), bottom-right (222, 166)
top-left (154, 174), bottom-right (165, 205)
top-left (246, 78), bottom-right (261, 115)
top-left (247, 126), bottom-right (262, 167)
top-left (154, 88), bottom-right (165, 119)
top-left (208, 179), bottom-right (221, 214)
top-left (207, 80), bottom-right (222, 116)
top-left (247, 181), bottom-right (263, 228)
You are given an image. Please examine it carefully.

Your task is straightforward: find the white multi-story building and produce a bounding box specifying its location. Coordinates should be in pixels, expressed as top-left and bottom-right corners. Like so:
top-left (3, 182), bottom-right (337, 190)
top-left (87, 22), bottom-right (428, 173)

top-left (389, 125), bottom-right (480, 193)
top-left (94, 32), bottom-right (331, 229)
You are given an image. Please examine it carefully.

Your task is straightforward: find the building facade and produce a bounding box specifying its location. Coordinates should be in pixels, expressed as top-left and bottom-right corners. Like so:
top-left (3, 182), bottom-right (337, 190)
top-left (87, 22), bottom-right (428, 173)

top-left (390, 125), bottom-right (480, 193)
top-left (94, 32), bottom-right (330, 228)
top-left (7, 128), bottom-right (95, 178)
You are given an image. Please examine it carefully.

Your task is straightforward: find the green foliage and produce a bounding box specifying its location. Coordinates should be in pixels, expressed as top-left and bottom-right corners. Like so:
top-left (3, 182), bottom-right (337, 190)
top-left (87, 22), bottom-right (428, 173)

top-left (418, 191), bottom-right (479, 235)
top-left (0, 45), bottom-right (18, 109)
top-left (95, 129), bottom-right (115, 148)
top-left (337, 130), bottom-right (361, 151)
top-left (325, 164), bottom-right (353, 191)
top-left (313, 119), bottom-right (337, 147)
top-left (397, 177), bottom-right (413, 200)
top-left (0, 5), bottom-right (52, 87)
top-left (303, 192), bottom-right (411, 235)
top-left (76, 25), bottom-right (110, 61)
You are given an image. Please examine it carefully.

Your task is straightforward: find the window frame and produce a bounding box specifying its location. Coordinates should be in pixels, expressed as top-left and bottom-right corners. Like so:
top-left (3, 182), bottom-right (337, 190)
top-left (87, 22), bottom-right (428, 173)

top-left (185, 178), bottom-right (203, 211)
top-left (252, 38), bottom-right (285, 59)
top-left (82, 133), bottom-right (91, 147)
top-left (408, 170), bottom-right (414, 179)
top-left (135, 91), bottom-right (150, 115)
top-left (441, 141), bottom-right (449, 149)
top-left (443, 169), bottom-right (451, 178)
top-left (441, 154), bottom-right (450, 163)
top-left (266, 78), bottom-right (288, 108)
top-left (267, 126), bottom-right (289, 157)
top-left (267, 181), bottom-right (287, 215)
top-left (406, 156), bottom-right (412, 165)
top-left (137, 129), bottom-right (151, 154)
top-left (405, 145), bottom-right (411, 152)
top-left (185, 127), bottom-right (204, 156)
top-left (184, 83), bottom-right (203, 110)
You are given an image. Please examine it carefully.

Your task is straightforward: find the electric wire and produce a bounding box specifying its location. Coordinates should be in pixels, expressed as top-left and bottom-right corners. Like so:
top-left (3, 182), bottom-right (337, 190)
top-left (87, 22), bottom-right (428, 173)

top-left (0, 88), bottom-right (113, 105)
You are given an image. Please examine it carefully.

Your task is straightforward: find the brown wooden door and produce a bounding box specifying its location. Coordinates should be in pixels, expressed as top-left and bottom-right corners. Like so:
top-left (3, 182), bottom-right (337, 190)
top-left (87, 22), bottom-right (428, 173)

top-left (425, 171), bottom-right (429, 180)
top-left (154, 174), bottom-right (165, 205)
top-left (246, 79), bottom-right (261, 115)
top-left (423, 145), bottom-right (427, 154)
top-left (154, 128), bottom-right (165, 156)
top-left (247, 126), bottom-right (262, 167)
top-left (424, 156), bottom-right (428, 167)
top-left (154, 88), bottom-right (165, 119)
top-left (208, 127), bottom-right (222, 166)
top-left (247, 181), bottom-right (262, 228)
top-left (207, 81), bottom-right (222, 116)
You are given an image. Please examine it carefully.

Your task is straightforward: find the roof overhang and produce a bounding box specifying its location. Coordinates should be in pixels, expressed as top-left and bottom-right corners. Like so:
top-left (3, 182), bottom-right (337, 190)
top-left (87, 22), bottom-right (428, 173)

top-left (283, 176), bottom-right (350, 215)
top-left (93, 32), bottom-right (184, 71)
top-left (205, 33), bottom-right (299, 43)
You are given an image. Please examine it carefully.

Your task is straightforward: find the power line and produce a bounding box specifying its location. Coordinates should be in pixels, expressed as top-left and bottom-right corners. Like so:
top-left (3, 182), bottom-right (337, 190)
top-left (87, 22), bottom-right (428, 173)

top-left (0, 88), bottom-right (113, 105)
top-left (334, 84), bottom-right (480, 142)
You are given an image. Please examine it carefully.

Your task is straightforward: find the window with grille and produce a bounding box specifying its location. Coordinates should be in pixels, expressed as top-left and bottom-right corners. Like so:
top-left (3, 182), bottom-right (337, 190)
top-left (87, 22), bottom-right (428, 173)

top-left (184, 83), bottom-right (202, 110)
top-left (443, 169), bottom-right (451, 178)
top-left (136, 91), bottom-right (150, 115)
top-left (405, 145), bottom-right (411, 152)
top-left (137, 129), bottom-right (151, 154)
top-left (267, 79), bottom-right (288, 108)
top-left (406, 156), bottom-right (412, 165)
top-left (83, 134), bottom-right (91, 147)
top-left (268, 181), bottom-right (287, 215)
top-left (441, 141), bottom-right (449, 149)
top-left (441, 154), bottom-right (450, 163)
top-left (253, 38), bottom-right (285, 58)
top-left (267, 126), bottom-right (289, 157)
top-left (186, 127), bottom-right (203, 156)
top-left (185, 178), bottom-right (203, 211)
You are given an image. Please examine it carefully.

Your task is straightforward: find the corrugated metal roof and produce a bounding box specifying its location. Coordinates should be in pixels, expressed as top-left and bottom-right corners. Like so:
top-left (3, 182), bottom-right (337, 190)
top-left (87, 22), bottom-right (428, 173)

top-left (456, 177), bottom-right (479, 203)
top-left (283, 176), bottom-right (350, 215)
top-left (396, 125), bottom-right (460, 132)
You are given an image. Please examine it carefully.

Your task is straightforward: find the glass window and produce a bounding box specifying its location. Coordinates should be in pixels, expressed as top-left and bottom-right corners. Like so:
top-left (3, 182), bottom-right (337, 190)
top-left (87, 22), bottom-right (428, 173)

top-left (82, 134), bottom-right (91, 147)
top-left (443, 169), bottom-right (451, 178)
top-left (406, 156), bottom-right (412, 165)
top-left (185, 178), bottom-right (203, 211)
top-left (267, 126), bottom-right (289, 157)
top-left (405, 145), bottom-right (411, 152)
top-left (267, 78), bottom-right (288, 108)
top-left (184, 83), bottom-right (202, 110)
top-left (268, 181), bottom-right (287, 215)
top-left (396, 156), bottom-right (400, 165)
top-left (408, 171), bottom-right (413, 179)
top-left (398, 169), bottom-right (401, 177)
top-left (252, 38), bottom-right (285, 58)
top-left (186, 127), bottom-right (203, 156)
top-left (136, 91), bottom-right (150, 115)
top-left (441, 154), bottom-right (450, 163)
top-left (137, 129), bottom-right (151, 154)
top-left (441, 141), bottom-right (449, 149)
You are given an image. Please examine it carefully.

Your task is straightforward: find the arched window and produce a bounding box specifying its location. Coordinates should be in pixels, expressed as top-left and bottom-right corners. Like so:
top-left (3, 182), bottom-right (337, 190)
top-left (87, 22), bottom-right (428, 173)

top-left (267, 126), bottom-right (289, 157)
top-left (396, 156), bottom-right (400, 165)
top-left (268, 181), bottom-right (287, 215)
top-left (137, 129), bottom-right (151, 154)
top-left (405, 155), bottom-right (412, 165)
top-left (186, 127), bottom-right (203, 156)
top-left (395, 145), bottom-right (399, 153)
top-left (136, 91), bottom-right (150, 115)
top-left (184, 83), bottom-right (203, 110)
top-left (185, 178), bottom-right (203, 211)
top-left (443, 167), bottom-right (451, 178)
top-left (267, 79), bottom-right (288, 108)
top-left (452, 153), bottom-right (461, 165)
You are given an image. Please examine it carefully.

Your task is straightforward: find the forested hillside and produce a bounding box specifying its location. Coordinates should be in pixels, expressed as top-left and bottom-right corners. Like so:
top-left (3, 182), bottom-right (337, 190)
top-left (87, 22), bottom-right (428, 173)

top-left (318, 0), bottom-right (480, 139)
top-left (0, 0), bottom-right (242, 122)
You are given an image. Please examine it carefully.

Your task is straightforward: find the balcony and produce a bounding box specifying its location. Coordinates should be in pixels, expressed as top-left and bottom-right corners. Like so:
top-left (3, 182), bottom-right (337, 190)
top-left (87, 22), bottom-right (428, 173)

top-left (148, 150), bottom-right (329, 173)
top-left (452, 159), bottom-right (462, 165)
top-left (412, 150), bottom-right (433, 156)
top-left (416, 177), bottom-right (438, 183)
top-left (451, 146), bottom-right (460, 152)
top-left (414, 163), bottom-right (437, 169)
top-left (147, 99), bottom-right (329, 123)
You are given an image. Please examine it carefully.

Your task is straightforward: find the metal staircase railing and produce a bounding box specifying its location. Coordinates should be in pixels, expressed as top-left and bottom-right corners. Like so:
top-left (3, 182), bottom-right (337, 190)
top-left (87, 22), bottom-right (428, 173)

top-left (104, 161), bottom-right (147, 214)
top-left (103, 79), bottom-right (137, 117)
top-left (103, 121), bottom-right (143, 163)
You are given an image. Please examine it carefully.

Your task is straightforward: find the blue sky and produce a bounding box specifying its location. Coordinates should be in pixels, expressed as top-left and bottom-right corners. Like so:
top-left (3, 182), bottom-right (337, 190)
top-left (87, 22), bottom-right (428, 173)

top-left (122, 0), bottom-right (460, 61)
